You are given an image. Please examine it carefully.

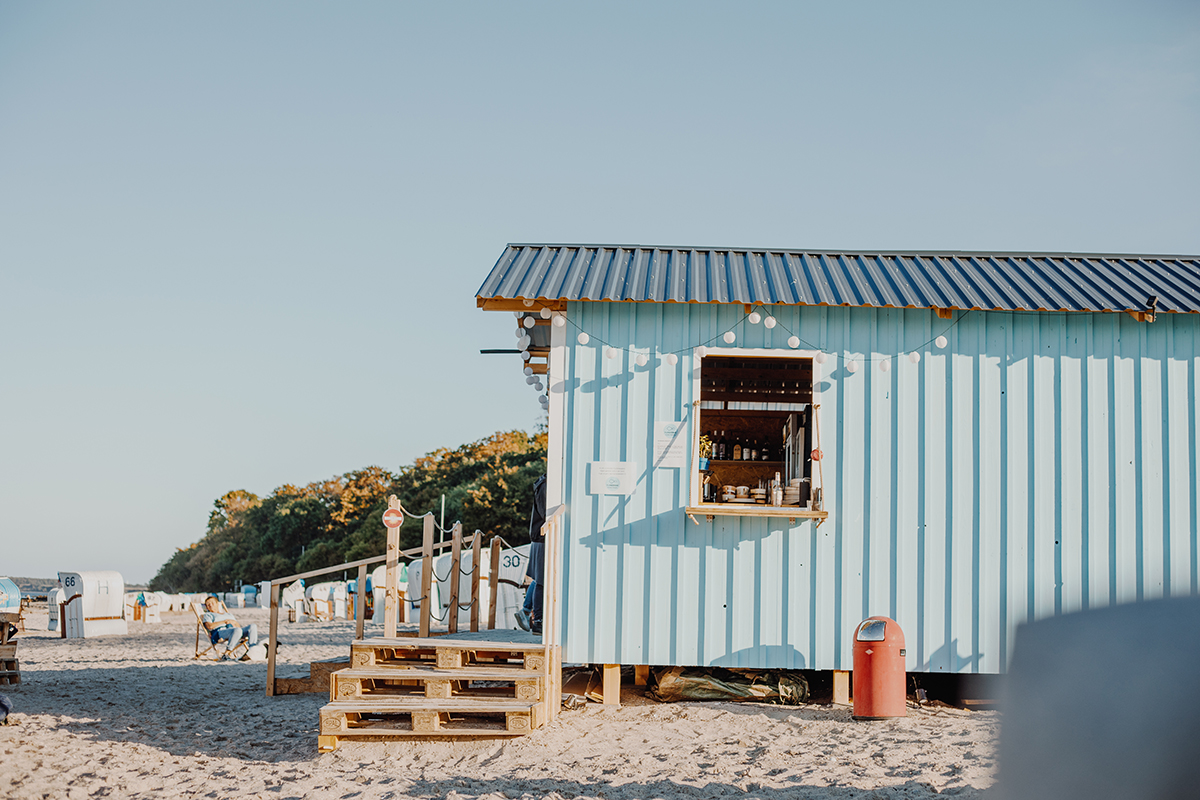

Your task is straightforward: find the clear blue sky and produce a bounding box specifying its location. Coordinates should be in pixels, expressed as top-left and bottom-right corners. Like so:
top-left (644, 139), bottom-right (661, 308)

top-left (2, 2), bottom-right (1198, 583)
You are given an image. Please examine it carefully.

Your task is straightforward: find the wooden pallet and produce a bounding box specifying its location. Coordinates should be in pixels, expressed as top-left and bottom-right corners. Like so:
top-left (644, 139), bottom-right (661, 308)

top-left (0, 658), bottom-right (18, 686)
top-left (274, 657), bottom-right (350, 695)
top-left (318, 697), bottom-right (542, 751)
top-left (330, 665), bottom-right (545, 702)
top-left (350, 636), bottom-right (550, 672)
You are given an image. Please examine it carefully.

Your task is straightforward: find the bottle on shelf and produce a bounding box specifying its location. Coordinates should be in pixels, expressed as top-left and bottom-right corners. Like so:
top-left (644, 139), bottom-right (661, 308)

top-left (717, 430), bottom-right (727, 460)
top-left (761, 440), bottom-right (770, 461)
top-left (749, 440), bottom-right (759, 461)
top-left (732, 435), bottom-right (742, 461)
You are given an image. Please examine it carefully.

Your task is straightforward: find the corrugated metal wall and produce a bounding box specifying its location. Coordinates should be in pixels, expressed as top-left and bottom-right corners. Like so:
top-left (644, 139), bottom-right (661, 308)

top-left (554, 301), bottom-right (1200, 673)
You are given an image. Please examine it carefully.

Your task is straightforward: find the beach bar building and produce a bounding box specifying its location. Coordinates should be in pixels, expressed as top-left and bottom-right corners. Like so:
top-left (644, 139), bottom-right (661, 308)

top-left (477, 244), bottom-right (1200, 675)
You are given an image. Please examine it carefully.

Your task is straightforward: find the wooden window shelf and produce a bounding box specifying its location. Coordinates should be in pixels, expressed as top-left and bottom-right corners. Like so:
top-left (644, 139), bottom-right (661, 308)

top-left (685, 505), bottom-right (828, 526)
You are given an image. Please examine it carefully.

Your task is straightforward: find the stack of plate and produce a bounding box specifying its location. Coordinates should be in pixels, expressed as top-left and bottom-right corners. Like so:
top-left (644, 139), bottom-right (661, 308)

top-left (782, 486), bottom-right (802, 506)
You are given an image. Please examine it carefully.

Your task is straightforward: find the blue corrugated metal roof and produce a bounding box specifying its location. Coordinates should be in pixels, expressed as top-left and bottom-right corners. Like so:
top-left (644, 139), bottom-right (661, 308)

top-left (477, 244), bottom-right (1200, 314)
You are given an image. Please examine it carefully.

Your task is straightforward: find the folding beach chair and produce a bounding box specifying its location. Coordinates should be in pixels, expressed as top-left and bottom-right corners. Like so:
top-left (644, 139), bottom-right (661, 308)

top-left (191, 600), bottom-right (250, 661)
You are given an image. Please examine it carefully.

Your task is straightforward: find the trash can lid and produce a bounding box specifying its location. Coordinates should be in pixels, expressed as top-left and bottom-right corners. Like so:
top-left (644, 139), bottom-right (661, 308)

top-left (856, 619), bottom-right (887, 641)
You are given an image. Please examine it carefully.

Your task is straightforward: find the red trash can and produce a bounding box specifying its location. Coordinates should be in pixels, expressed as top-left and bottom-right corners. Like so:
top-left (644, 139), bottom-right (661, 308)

top-left (852, 616), bottom-right (907, 720)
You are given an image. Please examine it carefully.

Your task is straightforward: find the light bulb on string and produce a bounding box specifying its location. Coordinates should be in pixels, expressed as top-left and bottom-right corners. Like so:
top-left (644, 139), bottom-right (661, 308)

top-left (665, 353), bottom-right (678, 366)
top-left (577, 332), bottom-right (590, 345)
top-left (522, 298), bottom-right (535, 308)
top-left (696, 346), bottom-right (708, 359)
top-left (525, 376), bottom-right (536, 385)
top-left (521, 351), bottom-right (531, 361)
top-left (814, 351), bottom-right (827, 364)
top-left (635, 353), bottom-right (648, 367)
top-left (723, 331), bottom-right (736, 344)
top-left (513, 311), bottom-right (523, 319)
top-left (534, 381), bottom-right (544, 392)
top-left (514, 328), bottom-right (524, 338)
top-left (879, 359), bottom-right (890, 372)
top-left (606, 347), bottom-right (619, 360)
top-left (748, 311), bottom-right (762, 324)
top-left (787, 336), bottom-right (800, 349)
top-left (539, 307), bottom-right (551, 319)
top-left (764, 316), bottom-right (776, 329)
top-left (523, 366), bottom-right (533, 376)
top-left (935, 335), bottom-right (948, 349)
top-left (846, 360), bottom-right (859, 373)
top-left (518, 336), bottom-right (530, 351)
top-left (523, 316), bottom-right (536, 329)
top-left (908, 351), bottom-right (921, 364)
top-left (552, 315), bottom-right (566, 328)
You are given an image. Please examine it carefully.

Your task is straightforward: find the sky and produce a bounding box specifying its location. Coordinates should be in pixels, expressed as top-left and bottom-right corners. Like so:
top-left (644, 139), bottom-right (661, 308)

top-left (2, 1), bottom-right (1198, 584)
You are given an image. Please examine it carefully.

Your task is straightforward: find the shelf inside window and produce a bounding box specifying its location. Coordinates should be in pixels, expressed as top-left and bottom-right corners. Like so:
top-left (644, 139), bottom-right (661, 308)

top-left (684, 505), bottom-right (828, 524)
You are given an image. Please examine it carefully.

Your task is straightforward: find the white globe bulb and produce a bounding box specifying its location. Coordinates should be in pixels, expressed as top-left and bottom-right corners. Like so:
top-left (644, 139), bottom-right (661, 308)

top-left (539, 307), bottom-right (551, 319)
top-left (908, 351), bottom-right (921, 364)
top-left (515, 328), bottom-right (525, 338)
top-left (764, 316), bottom-right (776, 329)
top-left (521, 351), bottom-right (531, 361)
top-left (665, 353), bottom-right (678, 366)
top-left (847, 360), bottom-right (859, 373)
top-left (696, 346), bottom-right (708, 359)
top-left (606, 347), bottom-right (619, 360)
top-left (814, 351), bottom-right (827, 364)
top-left (534, 381), bottom-right (543, 391)
top-left (880, 360), bottom-right (890, 372)
top-left (577, 332), bottom-right (590, 345)
top-left (552, 315), bottom-right (566, 328)
top-left (523, 366), bottom-right (533, 376)
top-left (518, 336), bottom-right (530, 350)
top-left (935, 335), bottom-right (948, 349)
top-left (514, 311), bottom-right (523, 319)
top-left (523, 316), bottom-right (536, 329)
top-left (748, 312), bottom-right (762, 324)
top-left (522, 298), bottom-right (535, 307)
top-left (723, 331), bottom-right (736, 344)
top-left (788, 336), bottom-right (800, 349)
top-left (635, 353), bottom-right (648, 367)
top-left (525, 376), bottom-right (536, 385)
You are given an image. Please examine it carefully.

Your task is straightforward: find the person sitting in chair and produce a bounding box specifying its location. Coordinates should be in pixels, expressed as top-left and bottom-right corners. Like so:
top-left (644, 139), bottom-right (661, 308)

top-left (202, 596), bottom-right (258, 660)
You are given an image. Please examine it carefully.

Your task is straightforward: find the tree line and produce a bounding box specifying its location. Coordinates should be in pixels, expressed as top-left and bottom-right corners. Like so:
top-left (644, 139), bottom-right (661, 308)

top-left (149, 429), bottom-right (547, 593)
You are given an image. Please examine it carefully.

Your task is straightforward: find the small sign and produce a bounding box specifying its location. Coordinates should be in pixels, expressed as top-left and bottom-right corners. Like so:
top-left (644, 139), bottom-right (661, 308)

top-left (589, 461), bottom-right (635, 495)
top-left (653, 420), bottom-right (687, 469)
top-left (382, 508), bottom-right (404, 529)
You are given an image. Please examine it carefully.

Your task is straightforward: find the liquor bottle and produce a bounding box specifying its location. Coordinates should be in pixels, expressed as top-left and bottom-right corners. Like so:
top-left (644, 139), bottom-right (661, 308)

top-left (761, 439), bottom-right (770, 461)
top-left (749, 440), bottom-right (759, 461)
top-left (717, 430), bottom-right (727, 460)
top-left (732, 435), bottom-right (742, 461)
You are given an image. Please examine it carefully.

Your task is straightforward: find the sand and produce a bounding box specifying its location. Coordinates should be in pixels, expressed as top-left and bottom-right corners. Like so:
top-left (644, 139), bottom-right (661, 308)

top-left (1, 608), bottom-right (998, 799)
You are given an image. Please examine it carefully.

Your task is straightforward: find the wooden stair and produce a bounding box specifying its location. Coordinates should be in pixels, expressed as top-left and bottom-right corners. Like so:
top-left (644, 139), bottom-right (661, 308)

top-left (319, 635), bottom-right (559, 751)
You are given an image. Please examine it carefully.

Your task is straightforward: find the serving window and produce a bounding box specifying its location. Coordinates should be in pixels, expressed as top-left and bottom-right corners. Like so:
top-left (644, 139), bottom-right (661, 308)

top-left (687, 350), bottom-right (827, 523)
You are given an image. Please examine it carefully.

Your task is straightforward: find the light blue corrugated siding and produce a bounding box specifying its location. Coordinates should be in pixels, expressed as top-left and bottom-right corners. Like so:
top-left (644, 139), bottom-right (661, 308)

top-left (555, 302), bottom-right (1200, 673)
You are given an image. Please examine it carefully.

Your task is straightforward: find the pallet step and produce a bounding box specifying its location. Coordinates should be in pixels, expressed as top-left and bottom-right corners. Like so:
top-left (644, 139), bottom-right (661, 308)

top-left (351, 638), bottom-right (550, 672)
top-left (318, 696), bottom-right (545, 749)
top-left (330, 666), bottom-right (545, 701)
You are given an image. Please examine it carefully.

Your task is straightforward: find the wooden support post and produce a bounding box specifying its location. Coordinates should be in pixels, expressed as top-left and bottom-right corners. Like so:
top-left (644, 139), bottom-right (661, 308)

top-left (634, 665), bottom-right (650, 686)
top-left (487, 537), bottom-right (501, 630)
top-left (470, 530), bottom-right (482, 632)
top-left (602, 664), bottom-right (621, 706)
top-left (420, 513), bottom-right (434, 638)
top-left (833, 670), bottom-right (851, 706)
top-left (447, 523), bottom-right (462, 634)
top-left (354, 563), bottom-right (367, 640)
top-left (266, 582), bottom-right (281, 697)
top-left (383, 495), bottom-right (402, 638)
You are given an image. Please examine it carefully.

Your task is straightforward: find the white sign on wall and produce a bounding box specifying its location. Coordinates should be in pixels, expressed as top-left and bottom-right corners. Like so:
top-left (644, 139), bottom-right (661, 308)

top-left (653, 421), bottom-right (687, 469)
top-left (589, 461), bottom-right (635, 495)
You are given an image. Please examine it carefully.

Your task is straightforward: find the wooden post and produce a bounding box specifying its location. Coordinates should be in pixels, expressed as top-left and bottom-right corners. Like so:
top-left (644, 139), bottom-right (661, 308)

top-left (354, 563), bottom-right (367, 640)
top-left (383, 495), bottom-right (402, 638)
top-left (266, 582), bottom-right (281, 697)
top-left (420, 513), bottom-right (434, 638)
top-left (602, 664), bottom-right (621, 706)
top-left (470, 530), bottom-right (482, 632)
top-left (833, 670), bottom-right (851, 705)
top-left (634, 665), bottom-right (650, 686)
top-left (487, 537), bottom-right (501, 630)
top-left (447, 523), bottom-right (462, 634)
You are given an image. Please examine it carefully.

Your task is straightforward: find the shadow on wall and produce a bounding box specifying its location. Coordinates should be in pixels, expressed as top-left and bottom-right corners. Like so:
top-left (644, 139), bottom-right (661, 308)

top-left (995, 595), bottom-right (1200, 800)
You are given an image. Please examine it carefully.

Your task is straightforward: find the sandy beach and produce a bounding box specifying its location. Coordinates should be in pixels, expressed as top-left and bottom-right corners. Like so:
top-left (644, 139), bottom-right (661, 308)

top-left (2, 608), bottom-right (998, 799)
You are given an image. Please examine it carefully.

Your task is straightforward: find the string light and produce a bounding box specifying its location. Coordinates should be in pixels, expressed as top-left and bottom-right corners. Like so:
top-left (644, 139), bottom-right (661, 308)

top-left (696, 346), bottom-right (708, 358)
top-left (788, 336), bottom-right (800, 349)
top-left (577, 332), bottom-right (590, 345)
top-left (723, 331), bottom-right (736, 343)
top-left (523, 366), bottom-right (533, 376)
top-left (665, 353), bottom-right (678, 366)
top-left (814, 351), bottom-right (827, 364)
top-left (879, 359), bottom-right (890, 372)
top-left (523, 316), bottom-right (536, 329)
top-left (748, 311), bottom-right (762, 324)
top-left (525, 376), bottom-right (536, 385)
top-left (514, 328), bottom-right (524, 338)
top-left (764, 316), bottom-right (776, 329)
top-left (635, 353), bottom-right (648, 367)
top-left (513, 311), bottom-right (523, 318)
top-left (518, 336), bottom-right (531, 350)
top-left (539, 307), bottom-right (552, 319)
top-left (935, 335), bottom-right (948, 348)
top-left (606, 347), bottom-right (619, 359)
top-left (522, 351), bottom-right (531, 361)
top-left (908, 351), bottom-right (921, 364)
top-left (534, 381), bottom-right (544, 391)
top-left (522, 298), bottom-right (535, 307)
top-left (552, 315), bottom-right (566, 328)
top-left (846, 360), bottom-right (859, 373)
